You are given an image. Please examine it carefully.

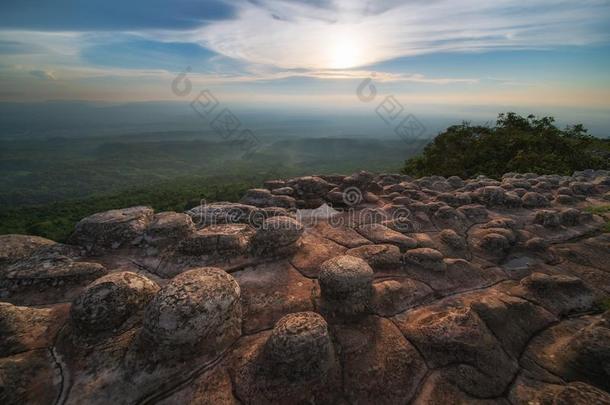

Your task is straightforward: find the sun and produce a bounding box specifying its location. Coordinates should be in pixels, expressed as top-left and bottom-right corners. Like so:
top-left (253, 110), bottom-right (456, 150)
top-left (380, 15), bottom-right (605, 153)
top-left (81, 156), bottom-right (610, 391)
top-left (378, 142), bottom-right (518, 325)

top-left (326, 28), bottom-right (364, 69)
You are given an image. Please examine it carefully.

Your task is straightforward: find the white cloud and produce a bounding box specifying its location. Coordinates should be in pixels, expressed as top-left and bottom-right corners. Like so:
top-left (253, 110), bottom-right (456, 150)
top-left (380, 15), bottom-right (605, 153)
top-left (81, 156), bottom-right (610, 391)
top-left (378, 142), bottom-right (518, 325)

top-left (194, 0), bottom-right (610, 70)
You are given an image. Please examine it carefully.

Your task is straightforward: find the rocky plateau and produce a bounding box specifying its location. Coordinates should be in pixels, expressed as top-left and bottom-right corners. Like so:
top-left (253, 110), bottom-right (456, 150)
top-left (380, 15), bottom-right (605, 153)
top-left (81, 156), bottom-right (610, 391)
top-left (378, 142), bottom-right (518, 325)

top-left (1, 169), bottom-right (610, 404)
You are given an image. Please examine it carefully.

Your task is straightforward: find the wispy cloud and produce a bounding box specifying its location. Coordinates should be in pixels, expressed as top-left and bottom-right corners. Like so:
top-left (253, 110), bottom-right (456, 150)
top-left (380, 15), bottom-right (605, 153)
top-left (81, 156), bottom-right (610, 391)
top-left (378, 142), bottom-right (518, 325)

top-left (185, 68), bottom-right (479, 84)
top-left (29, 69), bottom-right (56, 80)
top-left (0, 0), bottom-right (608, 108)
top-left (194, 0), bottom-right (610, 70)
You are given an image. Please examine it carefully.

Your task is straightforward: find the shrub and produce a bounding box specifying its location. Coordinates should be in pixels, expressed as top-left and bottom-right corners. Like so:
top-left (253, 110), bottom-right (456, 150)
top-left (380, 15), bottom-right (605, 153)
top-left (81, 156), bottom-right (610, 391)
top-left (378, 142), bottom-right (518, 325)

top-left (403, 113), bottom-right (610, 178)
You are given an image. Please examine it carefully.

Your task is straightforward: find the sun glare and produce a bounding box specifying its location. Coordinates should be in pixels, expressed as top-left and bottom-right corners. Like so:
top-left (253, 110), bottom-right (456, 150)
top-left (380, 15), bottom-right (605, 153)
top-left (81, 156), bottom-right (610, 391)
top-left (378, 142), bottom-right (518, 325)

top-left (326, 28), bottom-right (364, 69)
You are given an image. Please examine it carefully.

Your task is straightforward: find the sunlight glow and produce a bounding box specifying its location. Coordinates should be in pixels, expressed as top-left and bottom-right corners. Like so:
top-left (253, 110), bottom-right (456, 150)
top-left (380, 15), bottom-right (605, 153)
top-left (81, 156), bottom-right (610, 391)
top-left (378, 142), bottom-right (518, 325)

top-left (327, 29), bottom-right (364, 69)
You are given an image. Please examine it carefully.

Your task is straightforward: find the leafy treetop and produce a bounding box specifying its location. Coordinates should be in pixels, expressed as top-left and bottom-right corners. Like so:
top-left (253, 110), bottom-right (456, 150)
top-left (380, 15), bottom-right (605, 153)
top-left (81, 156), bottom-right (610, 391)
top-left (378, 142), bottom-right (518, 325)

top-left (403, 113), bottom-right (609, 178)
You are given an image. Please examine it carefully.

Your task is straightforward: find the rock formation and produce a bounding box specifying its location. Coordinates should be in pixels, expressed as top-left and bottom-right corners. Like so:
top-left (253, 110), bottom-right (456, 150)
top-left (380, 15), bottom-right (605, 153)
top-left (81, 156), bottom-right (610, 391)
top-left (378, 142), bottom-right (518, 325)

top-left (1, 169), bottom-right (610, 404)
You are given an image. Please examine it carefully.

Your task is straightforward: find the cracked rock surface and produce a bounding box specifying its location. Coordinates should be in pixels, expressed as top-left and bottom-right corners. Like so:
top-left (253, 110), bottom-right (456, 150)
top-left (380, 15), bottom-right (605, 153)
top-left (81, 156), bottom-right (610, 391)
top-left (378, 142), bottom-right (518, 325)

top-left (1, 170), bottom-right (610, 404)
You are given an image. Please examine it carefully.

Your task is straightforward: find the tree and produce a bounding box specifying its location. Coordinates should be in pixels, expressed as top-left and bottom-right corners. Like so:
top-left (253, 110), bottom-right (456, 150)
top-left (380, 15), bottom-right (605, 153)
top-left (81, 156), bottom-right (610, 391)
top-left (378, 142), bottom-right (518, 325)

top-left (402, 113), bottom-right (610, 178)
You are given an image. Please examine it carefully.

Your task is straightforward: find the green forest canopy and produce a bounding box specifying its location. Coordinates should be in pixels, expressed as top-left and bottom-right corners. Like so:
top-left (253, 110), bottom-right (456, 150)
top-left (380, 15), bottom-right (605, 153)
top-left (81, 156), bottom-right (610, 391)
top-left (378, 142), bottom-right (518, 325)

top-left (403, 113), bottom-right (610, 178)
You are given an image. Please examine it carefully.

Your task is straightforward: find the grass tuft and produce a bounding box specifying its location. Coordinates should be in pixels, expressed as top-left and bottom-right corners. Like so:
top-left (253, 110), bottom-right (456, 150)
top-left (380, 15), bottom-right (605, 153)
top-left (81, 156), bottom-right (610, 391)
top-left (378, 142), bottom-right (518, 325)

top-left (584, 205), bottom-right (610, 215)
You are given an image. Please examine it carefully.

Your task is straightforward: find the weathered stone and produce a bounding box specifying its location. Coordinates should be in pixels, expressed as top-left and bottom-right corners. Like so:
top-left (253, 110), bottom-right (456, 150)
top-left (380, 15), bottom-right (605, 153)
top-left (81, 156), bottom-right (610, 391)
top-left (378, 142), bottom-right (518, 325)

top-left (141, 267), bottom-right (241, 352)
top-left (447, 176), bottom-right (464, 189)
top-left (346, 244), bottom-right (401, 268)
top-left (395, 305), bottom-right (518, 398)
top-left (357, 223), bottom-right (417, 250)
top-left (403, 248), bottom-right (447, 272)
top-left (439, 229), bottom-right (467, 250)
top-left (555, 194), bottom-right (579, 205)
top-left (177, 224), bottom-right (254, 255)
top-left (4, 170), bottom-right (610, 404)
top-left (560, 208), bottom-right (581, 226)
top-left (0, 302), bottom-right (69, 357)
top-left (264, 180), bottom-right (286, 190)
top-left (0, 249), bottom-right (107, 306)
top-left (571, 181), bottom-right (596, 195)
top-left (287, 176), bottom-right (333, 199)
top-left (186, 202), bottom-right (258, 227)
top-left (457, 204), bottom-right (489, 222)
top-left (71, 271), bottom-right (159, 335)
top-left (522, 192), bottom-right (549, 208)
top-left (334, 317), bottom-right (427, 404)
top-left (318, 255), bottom-right (374, 316)
top-left (69, 206), bottom-right (154, 250)
top-left (510, 272), bottom-right (595, 316)
top-left (251, 216), bottom-right (304, 254)
top-left (271, 186), bottom-right (294, 196)
top-left (534, 210), bottom-right (561, 228)
top-left (475, 186), bottom-right (506, 206)
top-left (0, 235), bottom-right (56, 268)
top-left (262, 312), bottom-right (334, 380)
top-left (478, 232), bottom-right (510, 254)
top-left (240, 188), bottom-right (273, 207)
top-left (145, 211), bottom-right (195, 247)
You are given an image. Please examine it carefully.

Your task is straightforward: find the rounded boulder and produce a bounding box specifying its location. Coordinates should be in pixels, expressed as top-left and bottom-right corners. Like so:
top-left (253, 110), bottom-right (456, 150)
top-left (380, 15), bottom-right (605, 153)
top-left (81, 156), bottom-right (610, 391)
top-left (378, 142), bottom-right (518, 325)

top-left (263, 312), bottom-right (334, 380)
top-left (71, 271), bottom-right (159, 334)
top-left (142, 267), bottom-right (241, 350)
top-left (251, 216), bottom-right (304, 254)
top-left (318, 255), bottom-right (374, 316)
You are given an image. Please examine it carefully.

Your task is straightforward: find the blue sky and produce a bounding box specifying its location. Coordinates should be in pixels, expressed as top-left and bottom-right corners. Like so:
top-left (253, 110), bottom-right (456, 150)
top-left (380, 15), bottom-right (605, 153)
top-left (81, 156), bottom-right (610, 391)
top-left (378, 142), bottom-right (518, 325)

top-left (0, 0), bottom-right (609, 128)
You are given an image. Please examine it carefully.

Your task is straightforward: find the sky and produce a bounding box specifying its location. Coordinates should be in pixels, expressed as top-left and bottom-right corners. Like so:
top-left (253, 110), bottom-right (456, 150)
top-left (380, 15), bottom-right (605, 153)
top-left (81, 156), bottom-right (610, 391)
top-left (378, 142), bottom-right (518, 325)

top-left (1, 0), bottom-right (610, 131)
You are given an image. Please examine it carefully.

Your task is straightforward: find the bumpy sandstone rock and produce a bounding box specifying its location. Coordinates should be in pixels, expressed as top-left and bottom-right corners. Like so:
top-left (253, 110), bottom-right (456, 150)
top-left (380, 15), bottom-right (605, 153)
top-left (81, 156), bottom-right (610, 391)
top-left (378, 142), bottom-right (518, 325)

top-left (447, 176), bottom-right (465, 189)
top-left (553, 382), bottom-right (610, 404)
top-left (233, 312), bottom-right (340, 404)
top-left (395, 305), bottom-right (518, 398)
top-left (0, 350), bottom-right (62, 405)
top-left (509, 377), bottom-right (610, 405)
top-left (357, 223), bottom-right (417, 250)
top-left (141, 267), bottom-right (241, 353)
top-left (345, 244), bottom-right (401, 268)
top-left (403, 248), bottom-right (447, 272)
top-left (439, 229), bottom-right (467, 250)
top-left (0, 302), bottom-right (69, 357)
top-left (0, 249), bottom-right (107, 305)
top-left (479, 232), bottom-right (511, 254)
top-left (524, 236), bottom-right (549, 252)
top-left (69, 206), bottom-right (154, 250)
top-left (470, 293), bottom-right (557, 357)
top-left (263, 179), bottom-right (286, 190)
top-left (0, 234), bottom-right (56, 268)
top-left (342, 171), bottom-right (375, 190)
top-left (334, 316), bottom-right (428, 404)
top-left (522, 192), bottom-right (549, 208)
top-left (510, 272), bottom-right (596, 316)
top-left (186, 202), bottom-right (258, 227)
top-left (457, 204), bottom-right (489, 222)
top-left (271, 186), bottom-right (294, 196)
top-left (436, 192), bottom-right (471, 208)
top-left (474, 186), bottom-right (507, 206)
top-left (2, 170), bottom-right (610, 405)
top-left (250, 216), bottom-right (304, 255)
top-left (534, 210), bottom-right (561, 228)
top-left (145, 212), bottom-right (195, 247)
top-left (240, 188), bottom-right (273, 207)
top-left (432, 206), bottom-right (468, 232)
top-left (552, 312), bottom-right (610, 391)
top-left (71, 271), bottom-right (159, 335)
top-left (559, 208), bottom-right (582, 226)
top-left (178, 224), bottom-right (254, 256)
top-left (262, 312), bottom-right (334, 380)
top-left (287, 176), bottom-right (333, 200)
top-left (571, 181), bottom-right (596, 195)
top-left (318, 255), bottom-right (374, 317)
